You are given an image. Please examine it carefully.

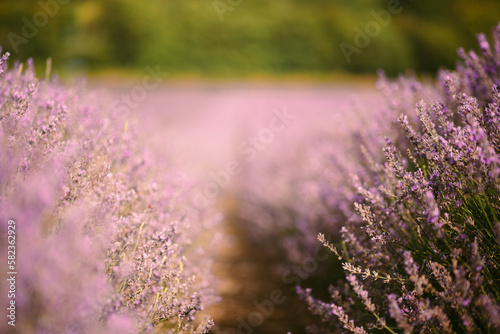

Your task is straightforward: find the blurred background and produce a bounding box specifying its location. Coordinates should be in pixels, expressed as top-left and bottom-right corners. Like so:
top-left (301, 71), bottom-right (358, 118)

top-left (1, 0), bottom-right (499, 79)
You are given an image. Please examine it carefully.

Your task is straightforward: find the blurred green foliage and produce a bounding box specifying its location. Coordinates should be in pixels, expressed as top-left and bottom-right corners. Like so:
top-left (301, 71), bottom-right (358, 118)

top-left (0, 0), bottom-right (499, 77)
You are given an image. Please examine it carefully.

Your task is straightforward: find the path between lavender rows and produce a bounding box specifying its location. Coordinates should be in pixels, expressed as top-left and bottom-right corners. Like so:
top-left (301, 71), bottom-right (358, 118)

top-left (101, 83), bottom-right (381, 333)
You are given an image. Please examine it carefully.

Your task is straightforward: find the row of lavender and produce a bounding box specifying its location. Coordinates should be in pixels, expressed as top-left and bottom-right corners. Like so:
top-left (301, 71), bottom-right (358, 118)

top-left (237, 25), bottom-right (500, 332)
top-left (0, 52), bottom-right (220, 333)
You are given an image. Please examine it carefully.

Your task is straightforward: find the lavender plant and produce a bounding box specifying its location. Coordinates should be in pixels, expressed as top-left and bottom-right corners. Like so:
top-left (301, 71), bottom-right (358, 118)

top-left (299, 24), bottom-right (500, 334)
top-left (0, 50), bottom-right (219, 333)
top-left (235, 98), bottom-right (381, 271)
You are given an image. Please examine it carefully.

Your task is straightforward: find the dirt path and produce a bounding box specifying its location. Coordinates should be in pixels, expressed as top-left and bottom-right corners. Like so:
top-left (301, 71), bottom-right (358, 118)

top-left (205, 200), bottom-right (313, 334)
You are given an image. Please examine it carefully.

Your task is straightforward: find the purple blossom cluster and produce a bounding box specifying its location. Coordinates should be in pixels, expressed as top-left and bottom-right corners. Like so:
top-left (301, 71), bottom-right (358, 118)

top-left (0, 50), bottom-right (219, 333)
top-left (298, 24), bottom-right (500, 333)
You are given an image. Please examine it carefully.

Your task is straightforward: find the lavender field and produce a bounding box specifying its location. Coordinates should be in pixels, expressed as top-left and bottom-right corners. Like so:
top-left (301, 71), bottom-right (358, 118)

top-left (112, 85), bottom-right (381, 333)
top-left (1, 19), bottom-right (500, 334)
